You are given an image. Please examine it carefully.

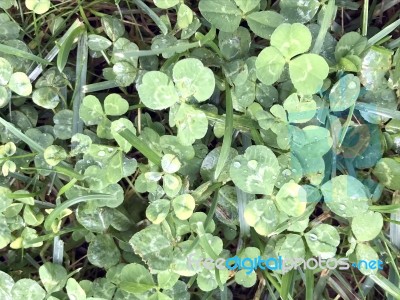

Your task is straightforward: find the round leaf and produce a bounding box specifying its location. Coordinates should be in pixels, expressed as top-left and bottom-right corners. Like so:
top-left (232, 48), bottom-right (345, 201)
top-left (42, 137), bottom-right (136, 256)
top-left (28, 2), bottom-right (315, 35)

top-left (88, 34), bottom-right (112, 51)
top-left (161, 154), bottom-right (181, 174)
top-left (351, 211), bottom-right (383, 241)
top-left (11, 279), bottom-right (45, 300)
top-left (32, 87), bottom-right (60, 109)
top-left (279, 0), bottom-right (320, 23)
top-left (25, 0), bottom-right (50, 14)
top-left (283, 93), bottom-right (317, 123)
top-left (172, 194), bottom-right (195, 220)
top-left (104, 93), bottom-right (129, 116)
top-left (172, 58), bottom-right (215, 102)
top-left (275, 181), bottom-right (307, 217)
top-left (321, 175), bottom-right (369, 218)
top-left (8, 72), bottom-right (32, 96)
top-left (39, 262), bottom-right (68, 293)
top-left (256, 47), bottom-right (285, 85)
top-left (244, 199), bottom-right (278, 236)
top-left (0, 58), bottom-right (13, 85)
top-left (235, 269), bottom-right (257, 288)
top-left (154, 0), bottom-right (179, 9)
top-left (372, 158), bottom-right (400, 190)
top-left (43, 145), bottom-right (67, 166)
top-left (0, 86), bottom-right (11, 108)
top-left (229, 145), bottom-right (280, 195)
top-left (355, 244), bottom-right (379, 275)
top-left (305, 224), bottom-right (340, 259)
top-left (138, 71), bottom-right (179, 110)
top-left (271, 23), bottom-right (312, 59)
top-left (174, 103), bottom-right (208, 146)
top-left (329, 74), bottom-right (360, 111)
top-left (289, 54), bottom-right (329, 95)
top-left (79, 95), bottom-right (104, 125)
top-left (120, 263), bottom-right (156, 294)
top-left (199, 0), bottom-right (242, 32)
top-left (113, 62), bottom-right (137, 87)
top-left (87, 234), bottom-right (120, 269)
top-left (146, 199), bottom-right (170, 224)
top-left (246, 11), bottom-right (284, 39)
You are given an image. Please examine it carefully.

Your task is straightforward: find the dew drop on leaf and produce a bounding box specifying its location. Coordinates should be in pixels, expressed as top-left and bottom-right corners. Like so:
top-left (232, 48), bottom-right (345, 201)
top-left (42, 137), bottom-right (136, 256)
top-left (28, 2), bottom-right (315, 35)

top-left (233, 161), bottom-right (241, 168)
top-left (247, 160), bottom-right (258, 169)
top-left (308, 233), bottom-right (317, 242)
top-left (98, 151), bottom-right (106, 157)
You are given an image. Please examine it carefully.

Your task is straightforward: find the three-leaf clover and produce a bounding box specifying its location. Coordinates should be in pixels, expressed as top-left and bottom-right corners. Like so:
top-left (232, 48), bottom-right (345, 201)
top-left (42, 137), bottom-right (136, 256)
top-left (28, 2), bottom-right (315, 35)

top-left (256, 23), bottom-right (329, 95)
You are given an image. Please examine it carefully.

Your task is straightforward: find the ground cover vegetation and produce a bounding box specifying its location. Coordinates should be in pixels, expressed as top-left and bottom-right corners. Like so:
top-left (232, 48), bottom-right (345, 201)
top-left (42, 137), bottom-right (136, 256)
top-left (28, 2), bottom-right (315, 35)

top-left (0, 0), bottom-right (400, 299)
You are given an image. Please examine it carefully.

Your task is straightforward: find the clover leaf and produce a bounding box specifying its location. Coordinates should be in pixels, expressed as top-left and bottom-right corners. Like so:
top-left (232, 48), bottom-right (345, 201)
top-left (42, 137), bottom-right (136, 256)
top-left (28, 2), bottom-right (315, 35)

top-left (246, 11), bottom-right (284, 39)
top-left (199, 0), bottom-right (242, 32)
top-left (275, 181), bottom-right (307, 217)
top-left (279, 0), bottom-right (320, 23)
top-left (79, 95), bottom-right (105, 125)
top-left (244, 198), bottom-right (278, 236)
top-left (321, 175), bottom-right (370, 218)
top-left (146, 199), bottom-right (170, 224)
top-left (329, 74), bottom-right (360, 111)
top-left (230, 145), bottom-right (280, 195)
top-left (373, 158), bottom-right (400, 190)
top-left (351, 211), bottom-right (383, 241)
top-left (270, 23), bottom-right (312, 60)
top-left (289, 54), bottom-right (329, 95)
top-left (305, 224), bottom-right (340, 259)
top-left (255, 47), bottom-right (285, 85)
top-left (8, 72), bottom-right (32, 96)
top-left (172, 58), bottom-right (215, 102)
top-left (174, 103), bottom-right (208, 146)
top-left (138, 71), bottom-right (179, 110)
top-left (43, 145), bottom-right (67, 167)
top-left (0, 58), bottom-right (12, 85)
top-left (25, 0), bottom-right (50, 14)
top-left (104, 94), bottom-right (129, 116)
top-left (172, 194), bottom-right (195, 220)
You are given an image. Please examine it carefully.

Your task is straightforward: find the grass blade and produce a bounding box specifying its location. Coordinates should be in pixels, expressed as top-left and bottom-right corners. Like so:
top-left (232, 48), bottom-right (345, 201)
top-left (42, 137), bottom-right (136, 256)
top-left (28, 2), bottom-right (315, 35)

top-left (57, 25), bottom-right (85, 72)
top-left (281, 270), bottom-right (295, 300)
top-left (132, 0), bottom-right (168, 35)
top-left (71, 30), bottom-right (88, 136)
top-left (29, 19), bottom-right (84, 81)
top-left (311, 0), bottom-right (336, 54)
top-left (369, 273), bottom-right (400, 299)
top-left (368, 18), bottom-right (400, 46)
top-left (115, 127), bottom-right (162, 166)
top-left (214, 83), bottom-right (233, 181)
top-left (0, 43), bottom-right (50, 65)
top-left (44, 194), bottom-right (114, 231)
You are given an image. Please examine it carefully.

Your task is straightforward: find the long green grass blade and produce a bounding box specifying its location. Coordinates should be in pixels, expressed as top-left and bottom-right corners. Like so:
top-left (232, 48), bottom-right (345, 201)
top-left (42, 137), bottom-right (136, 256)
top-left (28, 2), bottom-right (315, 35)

top-left (0, 43), bottom-right (50, 65)
top-left (369, 273), bottom-right (400, 299)
top-left (311, 0), bottom-right (336, 54)
top-left (214, 83), bottom-right (233, 181)
top-left (44, 194), bottom-right (114, 231)
top-left (71, 30), bottom-right (88, 136)
top-left (368, 18), bottom-right (400, 45)
top-left (115, 127), bottom-right (162, 166)
top-left (132, 0), bottom-right (168, 35)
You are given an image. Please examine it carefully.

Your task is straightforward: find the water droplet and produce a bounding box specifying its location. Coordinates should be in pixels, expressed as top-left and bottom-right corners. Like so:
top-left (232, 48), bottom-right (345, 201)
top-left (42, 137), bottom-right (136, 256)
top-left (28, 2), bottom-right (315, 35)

top-left (282, 169), bottom-right (292, 176)
top-left (292, 169), bottom-right (297, 173)
top-left (309, 233), bottom-right (318, 242)
top-left (108, 148), bottom-right (114, 152)
top-left (247, 160), bottom-right (258, 169)
top-left (348, 81), bottom-right (357, 89)
top-left (233, 161), bottom-right (241, 168)
top-left (338, 204), bottom-right (346, 210)
top-left (98, 151), bottom-right (106, 157)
